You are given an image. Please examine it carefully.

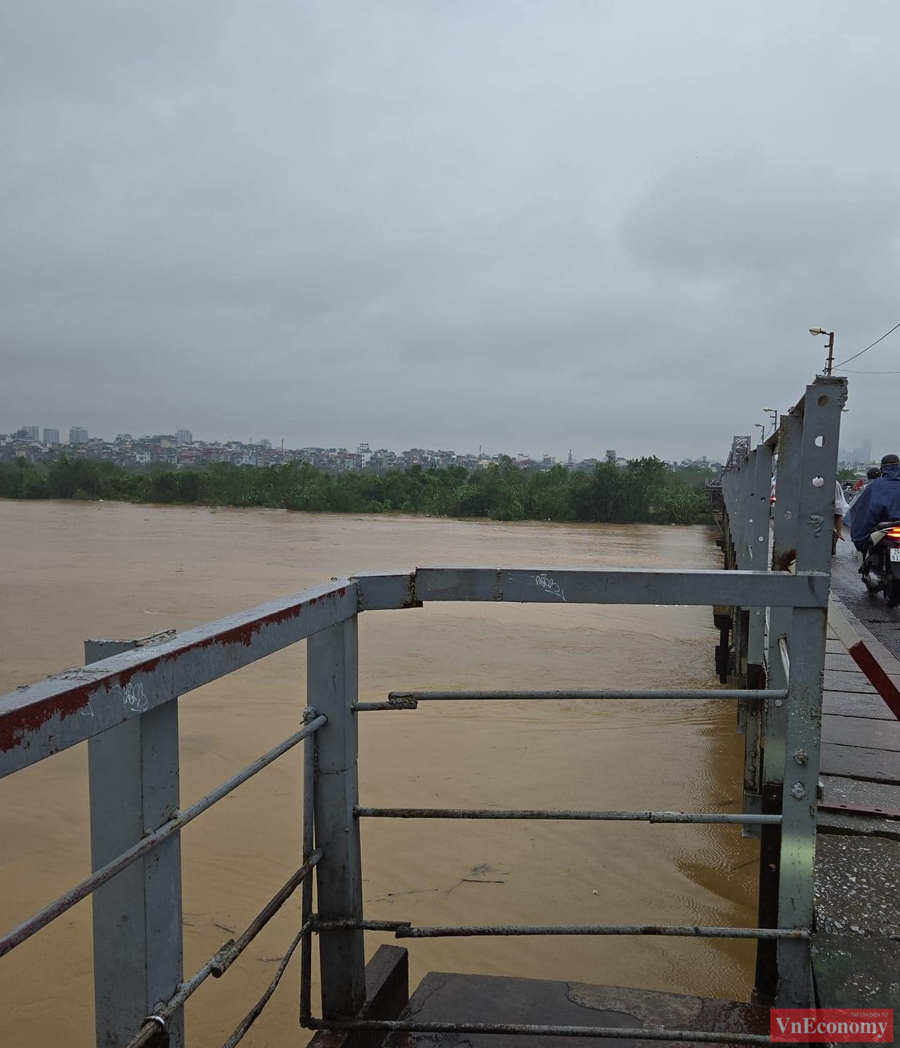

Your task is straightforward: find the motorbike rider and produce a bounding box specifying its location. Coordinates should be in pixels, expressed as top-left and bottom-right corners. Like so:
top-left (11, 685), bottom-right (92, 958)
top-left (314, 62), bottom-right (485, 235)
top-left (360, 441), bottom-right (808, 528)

top-left (850, 454), bottom-right (900, 552)
top-left (845, 467), bottom-right (881, 530)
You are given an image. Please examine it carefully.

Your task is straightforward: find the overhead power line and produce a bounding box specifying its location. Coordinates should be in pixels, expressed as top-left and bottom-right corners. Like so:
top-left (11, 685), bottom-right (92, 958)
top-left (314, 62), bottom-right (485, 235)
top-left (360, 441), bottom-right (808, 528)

top-left (833, 322), bottom-right (900, 369)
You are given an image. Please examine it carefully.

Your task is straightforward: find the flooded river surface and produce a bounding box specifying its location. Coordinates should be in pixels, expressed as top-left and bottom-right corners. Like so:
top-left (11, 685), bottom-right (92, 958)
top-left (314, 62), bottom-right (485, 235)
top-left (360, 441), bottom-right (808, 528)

top-left (0, 500), bottom-right (758, 1046)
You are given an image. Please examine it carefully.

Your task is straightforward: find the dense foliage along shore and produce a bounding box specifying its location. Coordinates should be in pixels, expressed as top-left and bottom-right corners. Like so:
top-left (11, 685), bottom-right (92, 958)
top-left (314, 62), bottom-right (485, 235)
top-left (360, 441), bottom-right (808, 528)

top-left (0, 455), bottom-right (710, 525)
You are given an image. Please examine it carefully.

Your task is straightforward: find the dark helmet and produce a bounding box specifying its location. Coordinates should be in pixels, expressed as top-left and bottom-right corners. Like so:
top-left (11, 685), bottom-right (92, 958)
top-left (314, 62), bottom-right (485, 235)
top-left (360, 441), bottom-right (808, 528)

top-left (867, 467), bottom-right (881, 479)
top-left (881, 454), bottom-right (900, 466)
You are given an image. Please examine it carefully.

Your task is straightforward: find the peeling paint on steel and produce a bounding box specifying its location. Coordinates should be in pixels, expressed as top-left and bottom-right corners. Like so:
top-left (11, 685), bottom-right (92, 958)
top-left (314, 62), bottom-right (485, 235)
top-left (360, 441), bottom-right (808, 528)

top-left (0, 580), bottom-right (357, 774)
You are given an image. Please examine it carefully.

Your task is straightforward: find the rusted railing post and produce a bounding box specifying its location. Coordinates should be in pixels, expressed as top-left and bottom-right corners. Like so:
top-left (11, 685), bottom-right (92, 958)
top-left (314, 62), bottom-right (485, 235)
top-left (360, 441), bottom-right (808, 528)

top-left (308, 616), bottom-right (366, 1018)
top-left (86, 636), bottom-right (184, 1048)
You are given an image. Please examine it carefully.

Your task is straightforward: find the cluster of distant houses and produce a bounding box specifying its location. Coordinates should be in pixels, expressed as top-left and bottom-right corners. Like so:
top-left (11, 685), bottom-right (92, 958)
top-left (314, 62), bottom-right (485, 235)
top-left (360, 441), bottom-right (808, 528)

top-left (1, 426), bottom-right (722, 477)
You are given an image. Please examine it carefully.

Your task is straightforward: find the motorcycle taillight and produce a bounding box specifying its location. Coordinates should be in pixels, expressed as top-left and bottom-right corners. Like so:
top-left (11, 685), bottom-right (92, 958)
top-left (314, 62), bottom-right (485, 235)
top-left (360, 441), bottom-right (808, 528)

top-left (886, 527), bottom-right (900, 540)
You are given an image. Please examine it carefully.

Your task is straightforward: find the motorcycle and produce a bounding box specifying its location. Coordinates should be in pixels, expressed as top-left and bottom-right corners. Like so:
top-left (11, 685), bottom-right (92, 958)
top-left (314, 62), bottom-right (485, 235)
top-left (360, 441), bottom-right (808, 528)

top-left (859, 521), bottom-right (900, 608)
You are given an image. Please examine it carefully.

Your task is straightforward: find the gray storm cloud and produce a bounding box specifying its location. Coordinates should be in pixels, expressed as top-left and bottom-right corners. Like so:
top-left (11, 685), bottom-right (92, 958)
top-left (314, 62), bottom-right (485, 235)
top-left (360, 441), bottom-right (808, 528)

top-left (2, 0), bottom-right (898, 459)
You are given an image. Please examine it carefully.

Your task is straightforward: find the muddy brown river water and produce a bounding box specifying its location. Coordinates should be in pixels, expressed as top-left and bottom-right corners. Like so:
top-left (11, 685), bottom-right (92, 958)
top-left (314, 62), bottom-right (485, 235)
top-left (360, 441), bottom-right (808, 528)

top-left (0, 500), bottom-right (758, 1046)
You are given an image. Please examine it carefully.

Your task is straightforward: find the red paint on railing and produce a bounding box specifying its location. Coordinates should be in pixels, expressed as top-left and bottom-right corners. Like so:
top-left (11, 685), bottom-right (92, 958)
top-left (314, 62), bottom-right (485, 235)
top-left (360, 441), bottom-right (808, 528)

top-left (0, 587), bottom-right (349, 753)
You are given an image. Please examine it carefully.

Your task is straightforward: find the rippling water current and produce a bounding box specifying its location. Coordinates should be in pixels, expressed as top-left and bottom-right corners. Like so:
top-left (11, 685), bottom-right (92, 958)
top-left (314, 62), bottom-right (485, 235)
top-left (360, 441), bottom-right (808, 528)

top-left (0, 501), bottom-right (758, 1046)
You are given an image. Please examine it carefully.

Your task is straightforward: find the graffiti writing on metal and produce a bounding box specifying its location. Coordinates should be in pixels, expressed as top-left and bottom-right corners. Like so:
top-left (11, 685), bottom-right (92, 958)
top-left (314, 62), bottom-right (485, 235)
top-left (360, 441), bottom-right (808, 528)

top-left (534, 574), bottom-right (566, 602)
top-left (117, 681), bottom-right (149, 714)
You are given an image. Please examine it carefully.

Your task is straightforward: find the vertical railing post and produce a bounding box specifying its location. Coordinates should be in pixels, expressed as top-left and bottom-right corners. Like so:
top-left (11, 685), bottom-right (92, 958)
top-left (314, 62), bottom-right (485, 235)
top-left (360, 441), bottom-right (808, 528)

top-left (776, 376), bottom-right (845, 1006)
top-left (716, 461), bottom-right (738, 683)
top-left (309, 615), bottom-right (366, 1018)
top-left (86, 637), bottom-right (184, 1048)
top-left (300, 707), bottom-right (317, 1023)
top-left (742, 441), bottom-right (773, 839)
top-left (734, 452), bottom-right (754, 734)
top-left (755, 410), bottom-right (803, 998)
top-left (735, 451), bottom-right (755, 826)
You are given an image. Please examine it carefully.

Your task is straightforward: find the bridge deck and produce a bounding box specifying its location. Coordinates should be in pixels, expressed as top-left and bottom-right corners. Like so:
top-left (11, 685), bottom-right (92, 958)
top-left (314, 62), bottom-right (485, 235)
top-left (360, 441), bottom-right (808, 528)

top-left (387, 972), bottom-right (769, 1048)
top-left (812, 599), bottom-right (900, 1009)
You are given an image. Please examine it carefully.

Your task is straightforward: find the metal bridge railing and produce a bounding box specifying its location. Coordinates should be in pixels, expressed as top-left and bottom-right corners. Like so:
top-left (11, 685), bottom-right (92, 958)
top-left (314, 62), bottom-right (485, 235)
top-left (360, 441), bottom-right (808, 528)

top-left (0, 375), bottom-right (845, 1048)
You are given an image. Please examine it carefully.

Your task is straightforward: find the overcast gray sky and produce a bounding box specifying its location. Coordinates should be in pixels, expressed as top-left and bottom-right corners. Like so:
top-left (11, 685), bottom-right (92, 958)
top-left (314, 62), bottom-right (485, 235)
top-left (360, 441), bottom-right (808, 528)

top-left (2, 0), bottom-right (898, 460)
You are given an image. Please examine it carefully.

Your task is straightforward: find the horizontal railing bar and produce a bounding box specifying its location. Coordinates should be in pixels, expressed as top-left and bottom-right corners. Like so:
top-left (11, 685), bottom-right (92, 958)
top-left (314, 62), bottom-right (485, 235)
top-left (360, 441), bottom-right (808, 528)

top-left (399, 923), bottom-right (805, 939)
top-left (0, 717), bottom-right (326, 960)
top-left (354, 807), bottom-right (781, 824)
top-left (355, 697), bottom-right (419, 711)
top-left (123, 860), bottom-right (320, 1048)
top-left (315, 918), bottom-right (410, 932)
top-left (315, 919), bottom-right (807, 940)
top-left (0, 565), bottom-right (827, 776)
top-left (383, 689), bottom-right (780, 701)
top-left (354, 688), bottom-right (782, 710)
top-left (412, 566), bottom-right (829, 609)
top-left (302, 1018), bottom-right (772, 1044)
top-left (0, 579), bottom-right (355, 777)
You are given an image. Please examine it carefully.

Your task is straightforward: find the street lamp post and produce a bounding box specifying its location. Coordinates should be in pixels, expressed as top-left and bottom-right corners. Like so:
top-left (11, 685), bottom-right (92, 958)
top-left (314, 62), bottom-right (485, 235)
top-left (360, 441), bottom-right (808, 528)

top-left (809, 327), bottom-right (835, 375)
top-left (762, 406), bottom-right (777, 437)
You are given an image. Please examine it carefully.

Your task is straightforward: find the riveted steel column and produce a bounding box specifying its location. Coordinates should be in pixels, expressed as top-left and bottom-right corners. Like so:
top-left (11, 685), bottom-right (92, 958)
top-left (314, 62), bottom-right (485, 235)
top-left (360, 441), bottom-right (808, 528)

top-left (776, 377), bottom-right (845, 1007)
top-left (755, 413), bottom-right (801, 997)
top-left (86, 638), bottom-right (184, 1048)
top-left (742, 441), bottom-right (773, 840)
top-left (730, 454), bottom-right (751, 685)
top-left (763, 413), bottom-right (803, 786)
top-left (309, 616), bottom-right (366, 1018)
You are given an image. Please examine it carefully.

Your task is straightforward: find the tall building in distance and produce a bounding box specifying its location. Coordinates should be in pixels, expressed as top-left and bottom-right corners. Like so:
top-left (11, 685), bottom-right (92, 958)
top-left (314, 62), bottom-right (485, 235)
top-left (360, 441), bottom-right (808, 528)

top-left (175, 429), bottom-right (193, 446)
top-left (25, 425), bottom-right (39, 441)
top-left (839, 439), bottom-right (874, 465)
top-left (43, 428), bottom-right (60, 445)
top-left (606, 449), bottom-right (617, 464)
top-left (69, 426), bottom-right (89, 444)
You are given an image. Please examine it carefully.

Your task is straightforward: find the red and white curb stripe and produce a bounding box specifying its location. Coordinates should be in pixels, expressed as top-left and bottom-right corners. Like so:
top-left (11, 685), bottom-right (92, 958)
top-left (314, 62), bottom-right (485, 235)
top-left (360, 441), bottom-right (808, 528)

top-left (828, 598), bottom-right (900, 720)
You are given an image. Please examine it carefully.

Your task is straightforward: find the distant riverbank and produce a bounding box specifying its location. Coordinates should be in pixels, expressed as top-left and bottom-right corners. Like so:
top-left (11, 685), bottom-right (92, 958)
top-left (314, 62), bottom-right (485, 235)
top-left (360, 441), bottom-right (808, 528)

top-left (0, 454), bottom-right (710, 525)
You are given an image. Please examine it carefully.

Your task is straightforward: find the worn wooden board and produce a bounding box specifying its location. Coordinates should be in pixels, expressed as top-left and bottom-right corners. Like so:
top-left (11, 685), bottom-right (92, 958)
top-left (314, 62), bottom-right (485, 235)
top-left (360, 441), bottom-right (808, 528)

top-left (825, 651), bottom-right (865, 673)
top-left (822, 715), bottom-right (900, 752)
top-left (824, 670), bottom-right (879, 694)
top-left (820, 773), bottom-right (900, 811)
top-left (821, 742), bottom-right (900, 783)
top-left (824, 690), bottom-right (895, 720)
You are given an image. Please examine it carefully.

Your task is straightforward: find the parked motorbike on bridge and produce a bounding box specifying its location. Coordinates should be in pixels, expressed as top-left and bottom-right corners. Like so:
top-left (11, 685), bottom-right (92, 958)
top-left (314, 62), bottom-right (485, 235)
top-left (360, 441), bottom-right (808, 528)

top-left (859, 521), bottom-right (900, 607)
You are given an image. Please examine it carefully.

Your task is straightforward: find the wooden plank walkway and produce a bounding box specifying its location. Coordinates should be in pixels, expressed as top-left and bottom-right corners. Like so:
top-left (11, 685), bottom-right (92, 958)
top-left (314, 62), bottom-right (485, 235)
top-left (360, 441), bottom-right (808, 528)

top-left (812, 598), bottom-right (900, 1007)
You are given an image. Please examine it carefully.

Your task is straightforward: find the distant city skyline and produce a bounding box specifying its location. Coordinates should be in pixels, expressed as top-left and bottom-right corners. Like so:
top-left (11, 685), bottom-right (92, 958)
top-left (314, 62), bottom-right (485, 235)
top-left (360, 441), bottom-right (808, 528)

top-left (4, 421), bottom-right (722, 466)
top-left (10, 416), bottom-right (886, 471)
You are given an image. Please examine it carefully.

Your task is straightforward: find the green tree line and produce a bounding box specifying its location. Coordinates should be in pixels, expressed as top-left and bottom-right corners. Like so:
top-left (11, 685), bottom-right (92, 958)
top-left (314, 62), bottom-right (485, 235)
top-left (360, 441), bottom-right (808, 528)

top-left (0, 455), bottom-right (709, 525)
